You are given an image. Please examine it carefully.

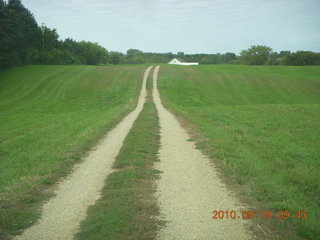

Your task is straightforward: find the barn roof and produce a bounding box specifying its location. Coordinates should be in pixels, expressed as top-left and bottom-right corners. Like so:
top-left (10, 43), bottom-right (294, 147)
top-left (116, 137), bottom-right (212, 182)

top-left (176, 58), bottom-right (185, 62)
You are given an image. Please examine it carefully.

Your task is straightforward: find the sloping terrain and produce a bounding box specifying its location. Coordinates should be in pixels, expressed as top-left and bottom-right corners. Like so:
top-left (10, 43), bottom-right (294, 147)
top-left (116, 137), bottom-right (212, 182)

top-left (153, 66), bottom-right (252, 239)
top-left (13, 66), bottom-right (153, 240)
top-left (0, 65), bottom-right (145, 238)
top-left (157, 65), bottom-right (320, 239)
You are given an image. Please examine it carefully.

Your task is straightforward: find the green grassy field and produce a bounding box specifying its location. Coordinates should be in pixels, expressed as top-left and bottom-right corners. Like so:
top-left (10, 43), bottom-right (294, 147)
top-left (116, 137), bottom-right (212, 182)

top-left (0, 65), bottom-right (145, 238)
top-left (158, 64), bottom-right (320, 239)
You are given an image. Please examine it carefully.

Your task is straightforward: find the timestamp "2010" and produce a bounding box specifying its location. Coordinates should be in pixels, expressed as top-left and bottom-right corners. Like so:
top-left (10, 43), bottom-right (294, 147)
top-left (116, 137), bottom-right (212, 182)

top-left (212, 210), bottom-right (308, 220)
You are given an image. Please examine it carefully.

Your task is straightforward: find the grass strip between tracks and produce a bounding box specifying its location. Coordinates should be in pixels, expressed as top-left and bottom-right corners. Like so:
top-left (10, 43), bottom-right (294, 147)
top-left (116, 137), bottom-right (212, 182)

top-left (75, 73), bottom-right (161, 240)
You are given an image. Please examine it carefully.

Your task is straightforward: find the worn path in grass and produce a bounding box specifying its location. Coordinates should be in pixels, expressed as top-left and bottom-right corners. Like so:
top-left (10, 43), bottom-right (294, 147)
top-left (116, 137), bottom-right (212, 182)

top-left (153, 66), bottom-right (253, 240)
top-left (15, 66), bottom-right (153, 240)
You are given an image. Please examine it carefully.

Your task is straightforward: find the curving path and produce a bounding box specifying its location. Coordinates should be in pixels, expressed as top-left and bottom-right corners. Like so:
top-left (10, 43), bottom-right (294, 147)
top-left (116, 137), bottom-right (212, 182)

top-left (153, 66), bottom-right (252, 240)
top-left (15, 66), bottom-right (153, 240)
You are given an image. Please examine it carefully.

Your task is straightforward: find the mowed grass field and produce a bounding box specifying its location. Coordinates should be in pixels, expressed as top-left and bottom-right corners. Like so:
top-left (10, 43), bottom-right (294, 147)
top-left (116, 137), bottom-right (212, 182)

top-left (158, 65), bottom-right (320, 239)
top-left (0, 65), bottom-right (145, 238)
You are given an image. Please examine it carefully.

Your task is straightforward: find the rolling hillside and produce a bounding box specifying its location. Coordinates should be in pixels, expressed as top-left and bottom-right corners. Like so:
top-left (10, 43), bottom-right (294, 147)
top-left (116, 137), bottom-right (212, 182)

top-left (1, 64), bottom-right (319, 239)
top-left (158, 64), bottom-right (320, 239)
top-left (0, 65), bottom-right (145, 237)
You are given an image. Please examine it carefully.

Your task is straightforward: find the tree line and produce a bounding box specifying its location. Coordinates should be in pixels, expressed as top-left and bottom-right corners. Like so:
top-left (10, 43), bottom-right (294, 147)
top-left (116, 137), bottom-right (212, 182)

top-left (0, 0), bottom-right (108, 70)
top-left (108, 49), bottom-right (238, 65)
top-left (109, 47), bottom-right (320, 66)
top-left (238, 45), bottom-right (320, 66)
top-left (1, 0), bottom-right (319, 71)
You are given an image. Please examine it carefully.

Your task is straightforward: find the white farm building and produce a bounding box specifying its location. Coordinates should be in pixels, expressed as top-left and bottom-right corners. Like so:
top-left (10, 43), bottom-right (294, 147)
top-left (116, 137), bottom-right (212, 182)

top-left (168, 58), bottom-right (199, 66)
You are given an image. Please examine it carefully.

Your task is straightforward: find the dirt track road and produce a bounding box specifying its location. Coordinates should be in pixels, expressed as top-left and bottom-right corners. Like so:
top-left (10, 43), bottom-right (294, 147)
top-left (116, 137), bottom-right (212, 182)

top-left (15, 66), bottom-right (153, 240)
top-left (15, 65), bottom-right (253, 240)
top-left (153, 66), bottom-right (252, 240)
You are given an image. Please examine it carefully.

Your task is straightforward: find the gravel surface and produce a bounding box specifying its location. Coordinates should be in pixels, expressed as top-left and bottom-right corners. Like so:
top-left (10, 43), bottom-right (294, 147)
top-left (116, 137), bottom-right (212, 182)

top-left (14, 66), bottom-right (153, 240)
top-left (153, 66), bottom-right (253, 240)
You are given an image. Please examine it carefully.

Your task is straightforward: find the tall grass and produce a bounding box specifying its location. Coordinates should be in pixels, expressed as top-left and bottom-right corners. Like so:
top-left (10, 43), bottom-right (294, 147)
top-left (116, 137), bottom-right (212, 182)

top-left (158, 64), bottom-right (320, 239)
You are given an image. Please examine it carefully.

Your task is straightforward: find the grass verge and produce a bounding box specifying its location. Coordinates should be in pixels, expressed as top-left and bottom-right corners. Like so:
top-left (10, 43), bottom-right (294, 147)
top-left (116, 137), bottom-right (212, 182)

top-left (158, 64), bottom-right (320, 240)
top-left (75, 74), bottom-right (161, 240)
top-left (0, 65), bottom-right (145, 239)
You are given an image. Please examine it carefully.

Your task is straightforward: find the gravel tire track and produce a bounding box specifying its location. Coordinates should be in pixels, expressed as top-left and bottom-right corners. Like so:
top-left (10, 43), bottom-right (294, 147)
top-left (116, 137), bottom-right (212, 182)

top-left (152, 66), bottom-right (253, 240)
top-left (14, 66), bottom-right (153, 240)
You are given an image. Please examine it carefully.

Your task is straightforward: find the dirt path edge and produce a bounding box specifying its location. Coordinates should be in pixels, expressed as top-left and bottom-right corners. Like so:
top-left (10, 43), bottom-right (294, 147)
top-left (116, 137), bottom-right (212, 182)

top-left (14, 66), bottom-right (153, 240)
top-left (153, 66), bottom-right (253, 240)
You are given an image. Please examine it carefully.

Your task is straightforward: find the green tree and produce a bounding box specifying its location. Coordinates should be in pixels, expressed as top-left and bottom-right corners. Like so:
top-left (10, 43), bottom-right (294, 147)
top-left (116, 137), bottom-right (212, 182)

top-left (219, 52), bottom-right (237, 63)
top-left (127, 49), bottom-right (143, 57)
top-left (0, 1), bottom-right (111, 69)
top-left (283, 51), bottom-right (320, 65)
top-left (240, 45), bottom-right (272, 65)
top-left (177, 52), bottom-right (185, 59)
top-left (77, 41), bottom-right (108, 65)
top-left (6, 0), bottom-right (42, 64)
top-left (279, 51), bottom-right (291, 58)
top-left (268, 52), bottom-right (279, 65)
top-left (41, 26), bottom-right (59, 50)
top-left (0, 0), bottom-right (16, 69)
top-left (109, 52), bottom-right (122, 64)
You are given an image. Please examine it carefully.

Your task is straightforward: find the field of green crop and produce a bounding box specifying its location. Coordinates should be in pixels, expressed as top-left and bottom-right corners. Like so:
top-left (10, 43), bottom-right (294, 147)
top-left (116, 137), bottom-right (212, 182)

top-left (0, 65), bottom-right (145, 237)
top-left (158, 64), bottom-right (320, 239)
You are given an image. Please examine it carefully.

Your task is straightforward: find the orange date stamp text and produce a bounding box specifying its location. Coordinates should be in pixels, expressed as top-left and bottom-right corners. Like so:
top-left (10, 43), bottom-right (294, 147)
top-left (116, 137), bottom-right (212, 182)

top-left (212, 210), bottom-right (308, 220)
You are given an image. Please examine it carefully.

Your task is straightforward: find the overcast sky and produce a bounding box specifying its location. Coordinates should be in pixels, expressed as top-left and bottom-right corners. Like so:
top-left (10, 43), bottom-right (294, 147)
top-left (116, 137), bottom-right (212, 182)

top-left (22, 0), bottom-right (320, 54)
